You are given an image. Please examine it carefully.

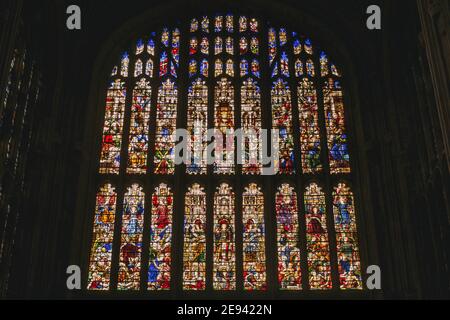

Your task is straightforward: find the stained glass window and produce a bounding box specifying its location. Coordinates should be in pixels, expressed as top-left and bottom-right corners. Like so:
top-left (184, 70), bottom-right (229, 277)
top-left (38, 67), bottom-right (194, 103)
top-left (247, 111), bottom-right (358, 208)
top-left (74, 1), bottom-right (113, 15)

top-left (92, 14), bottom-right (363, 294)
top-left (298, 78), bottom-right (322, 174)
top-left (183, 184), bottom-right (207, 290)
top-left (304, 183), bottom-right (332, 289)
top-left (87, 184), bottom-right (117, 290)
top-left (271, 79), bottom-right (295, 174)
top-left (214, 78), bottom-right (235, 174)
top-left (154, 79), bottom-right (177, 174)
top-left (118, 184), bottom-right (145, 290)
top-left (242, 184), bottom-right (266, 290)
top-left (127, 78), bottom-right (151, 174)
top-left (213, 183), bottom-right (236, 290)
top-left (276, 184), bottom-right (301, 290)
top-left (99, 80), bottom-right (126, 174)
top-left (323, 79), bottom-right (351, 174)
top-left (149, 184), bottom-right (173, 290)
top-left (333, 183), bottom-right (362, 289)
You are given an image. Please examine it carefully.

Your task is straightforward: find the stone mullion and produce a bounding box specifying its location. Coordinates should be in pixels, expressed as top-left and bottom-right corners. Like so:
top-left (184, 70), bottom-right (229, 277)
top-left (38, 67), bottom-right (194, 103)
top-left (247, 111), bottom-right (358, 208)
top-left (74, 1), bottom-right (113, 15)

top-left (205, 22), bottom-right (215, 292)
top-left (287, 34), bottom-right (309, 291)
top-left (173, 20), bottom-right (190, 295)
top-left (259, 20), bottom-right (277, 296)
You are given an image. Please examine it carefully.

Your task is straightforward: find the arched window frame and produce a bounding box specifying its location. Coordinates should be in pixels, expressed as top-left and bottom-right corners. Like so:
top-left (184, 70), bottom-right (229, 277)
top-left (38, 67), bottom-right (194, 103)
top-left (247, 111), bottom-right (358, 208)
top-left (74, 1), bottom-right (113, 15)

top-left (83, 11), bottom-right (367, 298)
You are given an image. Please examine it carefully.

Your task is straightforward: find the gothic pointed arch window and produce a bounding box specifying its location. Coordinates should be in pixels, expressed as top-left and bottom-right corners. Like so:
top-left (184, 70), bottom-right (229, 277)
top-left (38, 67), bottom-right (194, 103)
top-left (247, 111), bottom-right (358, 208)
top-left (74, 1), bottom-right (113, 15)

top-left (86, 13), bottom-right (364, 294)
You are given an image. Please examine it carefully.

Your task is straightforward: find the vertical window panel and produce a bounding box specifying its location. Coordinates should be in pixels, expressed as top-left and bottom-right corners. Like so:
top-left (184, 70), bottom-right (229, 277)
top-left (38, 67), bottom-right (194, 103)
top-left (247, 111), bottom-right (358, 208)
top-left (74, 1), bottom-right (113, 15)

top-left (154, 79), bottom-right (178, 174)
top-left (214, 78), bottom-right (235, 174)
top-left (145, 59), bottom-right (154, 77)
top-left (226, 15), bottom-right (234, 32)
top-left (320, 52), bottom-right (329, 77)
top-left (134, 59), bottom-right (143, 77)
top-left (333, 183), bottom-right (362, 289)
top-left (304, 183), bottom-right (332, 289)
top-left (213, 183), bottom-right (236, 290)
top-left (276, 184), bottom-right (302, 290)
top-left (271, 79), bottom-right (295, 174)
top-left (298, 78), bottom-right (322, 174)
top-left (241, 78), bottom-right (262, 174)
top-left (118, 184), bottom-right (145, 290)
top-left (87, 184), bottom-right (117, 290)
top-left (242, 184), bottom-right (266, 290)
top-left (99, 80), bottom-right (126, 174)
top-left (215, 37), bottom-right (223, 55)
top-left (127, 79), bottom-right (151, 174)
top-left (239, 16), bottom-right (248, 32)
top-left (187, 79), bottom-right (208, 175)
top-left (183, 184), bottom-right (207, 290)
top-left (148, 184), bottom-right (173, 290)
top-left (136, 39), bottom-right (144, 55)
top-left (120, 52), bottom-right (129, 77)
top-left (323, 79), bottom-right (351, 174)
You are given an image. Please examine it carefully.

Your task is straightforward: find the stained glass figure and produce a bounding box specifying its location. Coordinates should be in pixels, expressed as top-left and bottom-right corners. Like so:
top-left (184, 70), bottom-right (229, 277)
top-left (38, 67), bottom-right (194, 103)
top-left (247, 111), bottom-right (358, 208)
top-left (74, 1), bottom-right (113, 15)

top-left (271, 79), bottom-right (294, 174)
top-left (240, 37), bottom-right (248, 55)
top-left (187, 79), bottom-right (208, 174)
top-left (295, 59), bottom-right (303, 77)
top-left (250, 18), bottom-right (258, 32)
top-left (148, 184), bottom-right (173, 290)
top-left (147, 39), bottom-right (155, 56)
top-left (323, 79), bottom-right (351, 174)
top-left (239, 16), bottom-right (247, 32)
top-left (242, 184), bottom-right (266, 290)
top-left (87, 184), bottom-right (117, 290)
top-left (160, 52), bottom-right (169, 77)
top-left (215, 15), bottom-right (223, 33)
top-left (161, 28), bottom-right (170, 47)
top-left (136, 39), bottom-right (144, 55)
top-left (215, 37), bottom-right (223, 55)
top-left (305, 38), bottom-right (313, 55)
top-left (190, 37), bottom-right (198, 55)
top-left (190, 18), bottom-right (199, 33)
top-left (250, 37), bottom-right (259, 55)
top-left (145, 59), bottom-right (154, 77)
top-left (304, 183), bottom-right (332, 289)
top-left (298, 78), bottom-right (322, 174)
top-left (226, 37), bottom-right (234, 55)
top-left (118, 184), bottom-right (145, 290)
top-left (306, 59), bottom-right (315, 77)
top-left (134, 59), bottom-right (143, 78)
top-left (333, 183), bottom-right (362, 289)
top-left (202, 16), bottom-right (210, 33)
top-left (127, 79), bottom-right (151, 174)
top-left (201, 59), bottom-right (209, 77)
top-left (240, 59), bottom-right (249, 77)
top-left (215, 59), bottom-right (223, 77)
top-left (213, 183), bottom-right (236, 290)
top-left (183, 184), bottom-right (207, 290)
top-left (320, 52), bottom-right (329, 77)
top-left (276, 184), bottom-right (301, 290)
top-left (154, 79), bottom-right (177, 174)
top-left (214, 78), bottom-right (235, 174)
top-left (226, 15), bottom-right (234, 32)
top-left (120, 52), bottom-right (129, 77)
top-left (201, 37), bottom-right (209, 55)
top-left (99, 80), bottom-right (126, 174)
top-left (241, 78), bottom-right (262, 174)
top-left (226, 59), bottom-right (234, 77)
